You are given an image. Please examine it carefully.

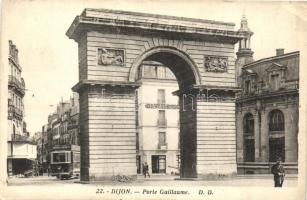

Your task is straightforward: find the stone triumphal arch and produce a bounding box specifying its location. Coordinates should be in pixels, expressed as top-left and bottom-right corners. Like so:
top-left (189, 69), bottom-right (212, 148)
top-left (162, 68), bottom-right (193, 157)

top-left (66, 8), bottom-right (245, 181)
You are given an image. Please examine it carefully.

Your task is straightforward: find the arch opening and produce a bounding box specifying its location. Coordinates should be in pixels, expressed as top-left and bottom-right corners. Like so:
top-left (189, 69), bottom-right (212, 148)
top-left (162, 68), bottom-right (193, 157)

top-left (132, 47), bottom-right (198, 178)
top-left (130, 47), bottom-right (201, 89)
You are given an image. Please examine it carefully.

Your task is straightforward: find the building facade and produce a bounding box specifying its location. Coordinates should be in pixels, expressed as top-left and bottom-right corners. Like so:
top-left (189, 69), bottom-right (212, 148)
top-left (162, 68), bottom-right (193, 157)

top-left (136, 61), bottom-right (180, 175)
top-left (38, 94), bottom-right (80, 173)
top-left (35, 124), bottom-right (49, 173)
top-left (7, 40), bottom-right (37, 176)
top-left (235, 17), bottom-right (299, 174)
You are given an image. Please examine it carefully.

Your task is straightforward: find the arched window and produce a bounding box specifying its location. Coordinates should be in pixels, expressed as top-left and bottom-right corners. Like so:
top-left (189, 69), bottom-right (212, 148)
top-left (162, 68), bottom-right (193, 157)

top-left (244, 113), bottom-right (254, 135)
top-left (269, 110), bottom-right (285, 162)
top-left (269, 110), bottom-right (284, 131)
top-left (243, 113), bottom-right (255, 162)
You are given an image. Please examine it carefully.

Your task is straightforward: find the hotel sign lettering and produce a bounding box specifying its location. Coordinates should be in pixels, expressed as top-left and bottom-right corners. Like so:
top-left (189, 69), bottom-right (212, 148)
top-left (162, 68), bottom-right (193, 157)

top-left (145, 104), bottom-right (179, 109)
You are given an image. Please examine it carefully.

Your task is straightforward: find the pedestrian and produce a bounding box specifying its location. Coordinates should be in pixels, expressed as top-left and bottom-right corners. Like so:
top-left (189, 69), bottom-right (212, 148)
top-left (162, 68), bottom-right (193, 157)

top-left (143, 162), bottom-right (150, 178)
top-left (271, 158), bottom-right (285, 187)
top-left (47, 165), bottom-right (51, 177)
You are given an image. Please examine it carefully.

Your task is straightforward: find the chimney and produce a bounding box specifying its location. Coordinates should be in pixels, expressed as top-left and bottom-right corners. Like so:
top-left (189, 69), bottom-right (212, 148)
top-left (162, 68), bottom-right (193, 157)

top-left (276, 48), bottom-right (284, 56)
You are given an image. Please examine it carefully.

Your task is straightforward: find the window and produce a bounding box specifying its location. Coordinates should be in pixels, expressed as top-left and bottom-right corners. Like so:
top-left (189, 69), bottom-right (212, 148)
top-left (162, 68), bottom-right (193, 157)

top-left (271, 74), bottom-right (280, 90)
top-left (269, 138), bottom-right (285, 162)
top-left (243, 113), bottom-right (255, 162)
top-left (52, 152), bottom-right (67, 163)
top-left (243, 113), bottom-right (254, 135)
top-left (157, 66), bottom-right (166, 79)
top-left (269, 110), bottom-right (284, 132)
top-left (269, 110), bottom-right (285, 162)
top-left (158, 132), bottom-right (166, 148)
top-left (151, 155), bottom-right (166, 173)
top-left (143, 65), bottom-right (157, 78)
top-left (157, 89), bottom-right (165, 104)
top-left (136, 132), bottom-right (139, 150)
top-left (13, 124), bottom-right (16, 137)
top-left (245, 80), bottom-right (251, 94)
top-left (158, 110), bottom-right (166, 127)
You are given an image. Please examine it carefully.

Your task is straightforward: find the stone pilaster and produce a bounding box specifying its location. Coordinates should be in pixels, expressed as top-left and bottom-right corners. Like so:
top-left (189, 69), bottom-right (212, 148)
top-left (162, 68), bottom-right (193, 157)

top-left (284, 106), bottom-right (298, 162)
top-left (260, 111), bottom-right (269, 162)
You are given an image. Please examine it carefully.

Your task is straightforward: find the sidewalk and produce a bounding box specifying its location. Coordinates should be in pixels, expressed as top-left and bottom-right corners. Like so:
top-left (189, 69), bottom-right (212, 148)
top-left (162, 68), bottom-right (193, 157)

top-left (6, 174), bottom-right (298, 187)
top-left (7, 175), bottom-right (68, 186)
top-left (137, 174), bottom-right (179, 181)
top-left (137, 174), bottom-right (298, 181)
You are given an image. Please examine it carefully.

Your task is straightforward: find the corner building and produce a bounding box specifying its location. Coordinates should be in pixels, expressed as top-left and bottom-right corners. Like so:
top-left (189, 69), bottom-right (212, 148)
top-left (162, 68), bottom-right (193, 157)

top-left (7, 40), bottom-right (36, 176)
top-left (235, 16), bottom-right (299, 174)
top-left (236, 49), bottom-right (299, 174)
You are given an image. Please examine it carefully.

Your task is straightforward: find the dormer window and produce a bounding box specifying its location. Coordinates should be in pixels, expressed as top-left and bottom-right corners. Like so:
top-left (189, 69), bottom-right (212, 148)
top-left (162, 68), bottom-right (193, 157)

top-left (242, 69), bottom-right (257, 95)
top-left (271, 74), bottom-right (280, 91)
top-left (266, 63), bottom-right (286, 91)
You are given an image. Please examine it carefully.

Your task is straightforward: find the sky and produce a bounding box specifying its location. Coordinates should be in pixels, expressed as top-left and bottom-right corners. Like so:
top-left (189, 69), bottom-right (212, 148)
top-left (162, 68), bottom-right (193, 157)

top-left (1, 0), bottom-right (307, 134)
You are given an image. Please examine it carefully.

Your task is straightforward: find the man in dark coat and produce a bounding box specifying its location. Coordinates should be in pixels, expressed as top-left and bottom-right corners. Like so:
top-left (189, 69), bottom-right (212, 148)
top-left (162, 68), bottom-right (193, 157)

top-left (143, 162), bottom-right (150, 178)
top-left (271, 158), bottom-right (285, 187)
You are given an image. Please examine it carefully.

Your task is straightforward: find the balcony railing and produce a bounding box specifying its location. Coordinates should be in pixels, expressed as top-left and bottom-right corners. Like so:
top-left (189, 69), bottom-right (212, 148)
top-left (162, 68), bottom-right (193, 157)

top-left (157, 119), bottom-right (167, 127)
top-left (158, 143), bottom-right (168, 150)
top-left (8, 75), bottom-right (25, 95)
top-left (237, 81), bottom-right (299, 98)
top-left (8, 104), bottom-right (23, 120)
top-left (67, 124), bottom-right (79, 130)
top-left (10, 134), bottom-right (36, 144)
top-left (284, 81), bottom-right (299, 90)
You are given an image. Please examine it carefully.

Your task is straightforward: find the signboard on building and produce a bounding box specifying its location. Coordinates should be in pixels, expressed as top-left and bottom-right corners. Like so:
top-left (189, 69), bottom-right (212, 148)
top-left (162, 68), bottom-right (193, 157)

top-left (145, 104), bottom-right (179, 109)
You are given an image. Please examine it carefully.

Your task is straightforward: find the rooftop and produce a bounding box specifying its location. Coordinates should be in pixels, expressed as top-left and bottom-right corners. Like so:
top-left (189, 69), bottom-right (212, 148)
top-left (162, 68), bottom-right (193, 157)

top-left (66, 8), bottom-right (245, 43)
top-left (243, 51), bottom-right (300, 69)
top-left (81, 8), bottom-right (235, 27)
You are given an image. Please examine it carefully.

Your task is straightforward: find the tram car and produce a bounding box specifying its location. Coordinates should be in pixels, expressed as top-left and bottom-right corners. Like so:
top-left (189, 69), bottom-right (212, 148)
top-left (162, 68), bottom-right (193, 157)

top-left (50, 149), bottom-right (80, 179)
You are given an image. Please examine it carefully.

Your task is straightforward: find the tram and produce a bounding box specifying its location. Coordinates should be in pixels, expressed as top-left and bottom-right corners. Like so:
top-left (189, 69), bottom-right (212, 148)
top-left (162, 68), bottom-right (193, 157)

top-left (50, 149), bottom-right (80, 179)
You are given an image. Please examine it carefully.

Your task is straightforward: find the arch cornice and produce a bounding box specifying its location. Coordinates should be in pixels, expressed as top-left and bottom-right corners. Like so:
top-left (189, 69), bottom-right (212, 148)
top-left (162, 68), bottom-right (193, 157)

top-left (128, 46), bottom-right (202, 85)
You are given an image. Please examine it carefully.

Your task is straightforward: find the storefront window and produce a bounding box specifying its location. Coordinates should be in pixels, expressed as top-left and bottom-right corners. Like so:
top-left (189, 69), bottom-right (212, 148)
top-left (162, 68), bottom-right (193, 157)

top-left (151, 155), bottom-right (166, 173)
top-left (243, 113), bottom-right (255, 162)
top-left (269, 109), bottom-right (285, 162)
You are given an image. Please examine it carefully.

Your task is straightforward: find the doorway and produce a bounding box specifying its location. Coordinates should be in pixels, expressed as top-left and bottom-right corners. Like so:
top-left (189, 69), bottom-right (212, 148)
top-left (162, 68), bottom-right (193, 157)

top-left (151, 155), bottom-right (166, 174)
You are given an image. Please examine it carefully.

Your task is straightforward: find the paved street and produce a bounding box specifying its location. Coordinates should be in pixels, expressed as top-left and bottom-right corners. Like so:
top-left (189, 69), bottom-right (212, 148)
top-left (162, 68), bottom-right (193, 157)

top-left (3, 174), bottom-right (301, 200)
top-left (7, 174), bottom-right (298, 187)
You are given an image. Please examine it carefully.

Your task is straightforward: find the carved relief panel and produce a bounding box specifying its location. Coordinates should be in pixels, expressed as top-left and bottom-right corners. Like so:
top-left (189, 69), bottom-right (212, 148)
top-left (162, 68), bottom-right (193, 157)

top-left (204, 55), bottom-right (228, 72)
top-left (98, 48), bottom-right (125, 66)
